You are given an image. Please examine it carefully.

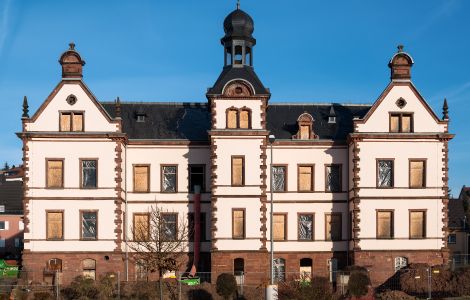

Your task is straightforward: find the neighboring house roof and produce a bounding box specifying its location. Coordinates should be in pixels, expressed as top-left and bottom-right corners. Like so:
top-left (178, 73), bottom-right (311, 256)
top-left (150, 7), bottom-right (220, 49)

top-left (0, 166), bottom-right (24, 180)
top-left (0, 181), bottom-right (23, 215)
top-left (459, 185), bottom-right (470, 202)
top-left (101, 102), bottom-right (371, 141)
top-left (448, 198), bottom-right (467, 230)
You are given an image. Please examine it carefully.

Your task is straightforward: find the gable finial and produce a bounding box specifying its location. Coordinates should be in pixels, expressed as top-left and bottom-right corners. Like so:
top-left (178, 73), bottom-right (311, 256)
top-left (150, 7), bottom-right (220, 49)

top-left (69, 42), bottom-right (75, 50)
top-left (397, 44), bottom-right (404, 53)
top-left (22, 96), bottom-right (29, 119)
top-left (236, 0), bottom-right (240, 10)
top-left (443, 98), bottom-right (449, 120)
top-left (115, 97), bottom-right (121, 119)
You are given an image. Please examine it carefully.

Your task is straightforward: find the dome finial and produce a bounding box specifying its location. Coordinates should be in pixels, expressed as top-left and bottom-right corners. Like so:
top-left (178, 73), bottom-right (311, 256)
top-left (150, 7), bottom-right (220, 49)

top-left (69, 42), bottom-right (75, 50)
top-left (236, 0), bottom-right (240, 10)
top-left (397, 44), bottom-right (404, 53)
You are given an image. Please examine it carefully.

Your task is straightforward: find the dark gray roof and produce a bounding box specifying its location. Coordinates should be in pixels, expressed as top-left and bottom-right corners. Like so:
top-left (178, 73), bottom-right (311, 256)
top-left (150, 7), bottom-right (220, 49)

top-left (207, 66), bottom-right (270, 95)
top-left (267, 103), bottom-right (371, 140)
top-left (101, 101), bottom-right (371, 141)
top-left (0, 181), bottom-right (23, 215)
top-left (448, 198), bottom-right (467, 230)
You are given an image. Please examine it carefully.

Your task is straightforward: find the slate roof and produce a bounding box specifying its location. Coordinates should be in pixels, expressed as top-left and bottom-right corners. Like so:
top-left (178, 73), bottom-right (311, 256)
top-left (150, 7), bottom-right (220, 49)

top-left (0, 181), bottom-right (23, 215)
top-left (206, 66), bottom-right (270, 95)
top-left (101, 101), bottom-right (371, 141)
top-left (448, 198), bottom-right (467, 230)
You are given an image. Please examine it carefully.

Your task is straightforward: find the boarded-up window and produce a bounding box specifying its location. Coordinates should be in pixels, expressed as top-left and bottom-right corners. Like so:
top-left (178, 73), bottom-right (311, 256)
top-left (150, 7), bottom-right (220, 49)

top-left (82, 259), bottom-right (96, 280)
top-left (47, 212), bottom-right (63, 240)
top-left (72, 113), bottom-right (84, 131)
top-left (326, 165), bottom-right (341, 192)
top-left (326, 213), bottom-right (341, 241)
top-left (410, 211), bottom-right (425, 239)
top-left (390, 113), bottom-right (413, 133)
top-left (232, 157), bottom-right (244, 186)
top-left (60, 113), bottom-right (71, 131)
top-left (410, 160), bottom-right (425, 188)
top-left (298, 166), bottom-right (313, 191)
top-left (81, 211), bottom-right (97, 239)
top-left (189, 165), bottom-right (205, 193)
top-left (272, 166), bottom-right (286, 192)
top-left (300, 125), bottom-right (310, 139)
top-left (47, 258), bottom-right (62, 272)
top-left (377, 160), bottom-right (393, 188)
top-left (273, 214), bottom-right (286, 241)
top-left (232, 209), bottom-right (245, 239)
top-left (377, 211), bottom-right (393, 239)
top-left (162, 213), bottom-right (177, 241)
top-left (81, 160), bottom-right (97, 188)
top-left (162, 165), bottom-right (177, 192)
top-left (298, 214), bottom-right (313, 240)
top-left (227, 109), bottom-right (238, 128)
top-left (60, 112), bottom-right (83, 131)
top-left (239, 109), bottom-right (250, 129)
top-left (134, 165), bottom-right (149, 192)
top-left (133, 213), bottom-right (149, 241)
top-left (402, 115), bottom-right (411, 132)
top-left (47, 160), bottom-right (63, 188)
top-left (390, 115), bottom-right (399, 133)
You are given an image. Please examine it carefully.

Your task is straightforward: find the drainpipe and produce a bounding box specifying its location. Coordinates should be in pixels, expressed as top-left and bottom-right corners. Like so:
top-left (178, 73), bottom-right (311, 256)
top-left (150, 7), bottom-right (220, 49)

top-left (189, 185), bottom-right (201, 276)
top-left (124, 144), bottom-right (129, 281)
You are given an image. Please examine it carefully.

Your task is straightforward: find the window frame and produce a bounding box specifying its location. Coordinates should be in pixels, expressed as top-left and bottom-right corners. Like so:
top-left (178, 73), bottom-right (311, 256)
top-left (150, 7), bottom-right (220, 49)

top-left (79, 158), bottom-right (98, 189)
top-left (376, 159), bottom-right (394, 188)
top-left (133, 164), bottom-right (150, 193)
top-left (297, 164), bottom-right (314, 192)
top-left (238, 107), bottom-right (252, 129)
top-left (409, 159), bottom-right (427, 189)
top-left (46, 210), bottom-right (64, 241)
top-left (448, 233), bottom-right (457, 244)
top-left (79, 210), bottom-right (98, 240)
top-left (272, 164), bottom-right (288, 193)
top-left (325, 212), bottom-right (342, 241)
top-left (82, 258), bottom-right (96, 280)
top-left (297, 213), bottom-right (315, 241)
top-left (161, 164), bottom-right (178, 193)
top-left (59, 111), bottom-right (85, 132)
top-left (232, 208), bottom-right (246, 239)
top-left (409, 210), bottom-right (426, 239)
top-left (231, 156), bottom-right (245, 187)
top-left (188, 164), bottom-right (206, 193)
top-left (376, 210), bottom-right (394, 239)
top-left (389, 112), bottom-right (414, 133)
top-left (45, 158), bottom-right (64, 189)
top-left (325, 164), bottom-right (342, 193)
top-left (273, 213), bottom-right (288, 241)
top-left (133, 213), bottom-right (150, 242)
top-left (161, 213), bottom-right (178, 241)
top-left (226, 107), bottom-right (239, 129)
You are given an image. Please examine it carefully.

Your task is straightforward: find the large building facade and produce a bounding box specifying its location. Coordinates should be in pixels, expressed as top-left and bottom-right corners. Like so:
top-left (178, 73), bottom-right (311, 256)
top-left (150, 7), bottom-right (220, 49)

top-left (19, 7), bottom-right (453, 285)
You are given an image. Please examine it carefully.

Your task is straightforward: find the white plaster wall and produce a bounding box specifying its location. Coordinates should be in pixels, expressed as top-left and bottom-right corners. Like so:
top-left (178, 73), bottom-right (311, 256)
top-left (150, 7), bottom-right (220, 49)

top-left (214, 99), bottom-right (263, 130)
top-left (26, 83), bottom-right (118, 132)
top-left (356, 84), bottom-right (446, 133)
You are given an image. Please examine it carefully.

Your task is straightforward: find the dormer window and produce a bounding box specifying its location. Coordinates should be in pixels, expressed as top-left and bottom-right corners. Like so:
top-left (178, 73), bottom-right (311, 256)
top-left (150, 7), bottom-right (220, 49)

top-left (295, 113), bottom-right (317, 140)
top-left (390, 113), bottom-right (413, 133)
top-left (328, 106), bottom-right (336, 124)
top-left (60, 112), bottom-right (83, 132)
top-left (328, 116), bottom-right (336, 124)
top-left (137, 114), bottom-right (146, 123)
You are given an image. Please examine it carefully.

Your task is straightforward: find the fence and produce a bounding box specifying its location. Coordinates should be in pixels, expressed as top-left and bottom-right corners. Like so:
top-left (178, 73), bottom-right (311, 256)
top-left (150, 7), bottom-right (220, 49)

top-left (451, 253), bottom-right (470, 270)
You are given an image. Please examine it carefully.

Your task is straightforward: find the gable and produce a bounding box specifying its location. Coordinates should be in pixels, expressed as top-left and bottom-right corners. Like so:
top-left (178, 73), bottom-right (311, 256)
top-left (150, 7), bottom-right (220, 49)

top-left (26, 81), bottom-right (119, 132)
top-left (355, 82), bottom-right (447, 133)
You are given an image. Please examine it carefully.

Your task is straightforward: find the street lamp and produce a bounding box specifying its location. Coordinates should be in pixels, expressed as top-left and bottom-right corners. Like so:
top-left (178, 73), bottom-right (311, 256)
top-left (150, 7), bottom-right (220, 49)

top-left (267, 134), bottom-right (277, 300)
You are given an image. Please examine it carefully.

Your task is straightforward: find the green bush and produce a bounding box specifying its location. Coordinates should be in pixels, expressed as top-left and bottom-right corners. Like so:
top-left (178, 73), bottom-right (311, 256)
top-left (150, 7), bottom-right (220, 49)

top-left (348, 271), bottom-right (370, 297)
top-left (278, 276), bottom-right (333, 300)
top-left (216, 273), bottom-right (237, 300)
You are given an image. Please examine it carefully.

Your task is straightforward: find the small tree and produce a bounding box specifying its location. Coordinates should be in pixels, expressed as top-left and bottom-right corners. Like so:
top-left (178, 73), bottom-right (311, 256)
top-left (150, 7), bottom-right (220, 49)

top-left (348, 271), bottom-right (370, 297)
top-left (216, 273), bottom-right (237, 300)
top-left (127, 206), bottom-right (188, 300)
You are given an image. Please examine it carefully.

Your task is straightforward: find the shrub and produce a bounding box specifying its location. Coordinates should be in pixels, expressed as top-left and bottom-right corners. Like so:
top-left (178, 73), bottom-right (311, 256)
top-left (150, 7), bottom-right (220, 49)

top-left (32, 291), bottom-right (54, 300)
top-left (277, 276), bottom-right (333, 300)
top-left (348, 271), bottom-right (370, 297)
top-left (61, 276), bottom-right (101, 300)
top-left (216, 273), bottom-right (237, 300)
top-left (376, 290), bottom-right (416, 300)
top-left (399, 264), bottom-right (452, 297)
top-left (450, 266), bottom-right (470, 297)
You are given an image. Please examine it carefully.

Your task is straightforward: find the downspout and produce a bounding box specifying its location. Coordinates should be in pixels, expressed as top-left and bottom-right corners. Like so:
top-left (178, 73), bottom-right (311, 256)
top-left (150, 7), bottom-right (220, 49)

top-left (189, 185), bottom-right (201, 276)
top-left (124, 144), bottom-right (129, 281)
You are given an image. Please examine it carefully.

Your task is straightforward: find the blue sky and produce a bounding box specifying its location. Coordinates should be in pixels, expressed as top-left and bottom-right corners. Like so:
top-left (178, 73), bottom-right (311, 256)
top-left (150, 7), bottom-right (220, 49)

top-left (0, 0), bottom-right (469, 196)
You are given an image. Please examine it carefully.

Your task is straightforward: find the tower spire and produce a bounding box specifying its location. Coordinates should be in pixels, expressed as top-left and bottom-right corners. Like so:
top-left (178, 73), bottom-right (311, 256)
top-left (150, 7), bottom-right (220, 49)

top-left (115, 97), bottom-right (121, 119)
top-left (443, 98), bottom-right (449, 120)
top-left (237, 0), bottom-right (240, 10)
top-left (22, 96), bottom-right (29, 119)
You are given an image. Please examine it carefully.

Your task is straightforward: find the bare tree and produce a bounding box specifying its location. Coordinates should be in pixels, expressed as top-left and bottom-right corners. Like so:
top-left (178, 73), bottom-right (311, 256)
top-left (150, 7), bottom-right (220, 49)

top-left (127, 206), bottom-right (188, 300)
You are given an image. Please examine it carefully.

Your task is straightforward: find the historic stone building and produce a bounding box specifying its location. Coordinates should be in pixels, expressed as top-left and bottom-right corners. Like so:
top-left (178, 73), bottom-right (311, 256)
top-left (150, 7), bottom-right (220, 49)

top-left (18, 6), bottom-right (453, 285)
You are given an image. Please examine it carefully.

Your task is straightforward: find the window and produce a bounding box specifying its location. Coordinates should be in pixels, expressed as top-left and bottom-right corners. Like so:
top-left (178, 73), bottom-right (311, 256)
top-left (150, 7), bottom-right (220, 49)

top-left (239, 109), bottom-right (250, 129)
top-left (81, 160), bottom-right (97, 188)
top-left (60, 112), bottom-right (83, 131)
top-left (82, 259), bottom-right (96, 280)
top-left (15, 238), bottom-right (21, 248)
top-left (377, 211), bottom-right (394, 239)
top-left (0, 205), bottom-right (4, 213)
top-left (136, 114), bottom-right (146, 122)
top-left (295, 113), bottom-right (315, 140)
top-left (161, 165), bottom-right (177, 193)
top-left (232, 209), bottom-right (245, 239)
top-left (162, 213), bottom-right (177, 241)
top-left (0, 239), bottom-right (4, 248)
top-left (300, 258), bottom-right (313, 280)
top-left (231, 156), bottom-right (244, 186)
top-left (273, 258), bottom-right (286, 282)
top-left (234, 258), bottom-right (245, 284)
top-left (273, 214), bottom-right (287, 241)
top-left (189, 165), bottom-right (205, 193)
top-left (448, 234), bottom-right (457, 244)
top-left (135, 259), bottom-right (148, 281)
top-left (0, 221), bottom-right (6, 230)
top-left (227, 109), bottom-right (238, 129)
top-left (133, 165), bottom-right (149, 192)
top-left (325, 213), bottom-right (342, 241)
top-left (47, 211), bottom-right (63, 240)
top-left (300, 125), bottom-right (310, 139)
top-left (46, 159), bottom-right (64, 188)
top-left (394, 257), bottom-right (408, 272)
top-left (409, 160), bottom-right (426, 188)
top-left (47, 258), bottom-right (62, 272)
top-left (133, 213), bottom-right (149, 241)
top-left (188, 212), bottom-right (207, 242)
top-left (272, 166), bottom-right (286, 192)
top-left (390, 113), bottom-right (413, 133)
top-left (410, 211), bottom-right (426, 239)
top-left (377, 160), bottom-right (394, 188)
top-left (298, 165), bottom-right (314, 192)
top-left (325, 164), bottom-right (341, 192)
top-left (298, 214), bottom-right (314, 240)
top-left (81, 211), bottom-right (97, 240)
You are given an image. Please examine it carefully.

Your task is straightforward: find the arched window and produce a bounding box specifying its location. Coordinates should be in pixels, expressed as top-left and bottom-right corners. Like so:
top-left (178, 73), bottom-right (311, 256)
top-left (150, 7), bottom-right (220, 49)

top-left (227, 108), bottom-right (238, 129)
top-left (239, 108), bottom-right (251, 129)
top-left (394, 256), bottom-right (408, 272)
top-left (47, 258), bottom-right (62, 272)
top-left (82, 259), bottom-right (96, 280)
top-left (273, 258), bottom-right (286, 282)
top-left (300, 258), bottom-right (312, 281)
top-left (234, 258), bottom-right (245, 285)
top-left (295, 113), bottom-right (317, 140)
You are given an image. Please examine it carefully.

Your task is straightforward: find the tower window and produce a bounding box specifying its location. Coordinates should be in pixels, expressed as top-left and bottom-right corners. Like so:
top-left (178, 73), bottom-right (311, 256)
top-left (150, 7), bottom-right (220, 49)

top-left (227, 109), bottom-right (238, 129)
top-left (60, 111), bottom-right (83, 131)
top-left (234, 45), bottom-right (243, 65)
top-left (295, 113), bottom-right (316, 140)
top-left (390, 113), bottom-right (413, 132)
top-left (239, 108), bottom-right (251, 129)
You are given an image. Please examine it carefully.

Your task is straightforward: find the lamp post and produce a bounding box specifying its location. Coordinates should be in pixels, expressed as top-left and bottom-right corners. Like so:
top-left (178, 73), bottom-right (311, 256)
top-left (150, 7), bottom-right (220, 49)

top-left (266, 134), bottom-right (277, 300)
